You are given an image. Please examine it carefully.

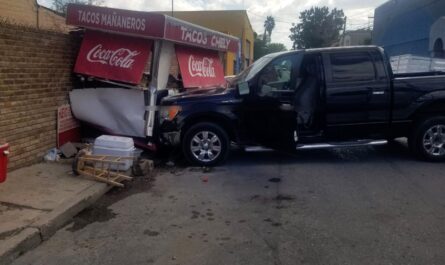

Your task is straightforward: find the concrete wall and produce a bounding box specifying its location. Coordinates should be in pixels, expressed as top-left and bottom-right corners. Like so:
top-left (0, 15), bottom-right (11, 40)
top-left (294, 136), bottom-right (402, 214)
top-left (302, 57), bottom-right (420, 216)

top-left (0, 0), bottom-right (69, 32)
top-left (0, 22), bottom-right (80, 170)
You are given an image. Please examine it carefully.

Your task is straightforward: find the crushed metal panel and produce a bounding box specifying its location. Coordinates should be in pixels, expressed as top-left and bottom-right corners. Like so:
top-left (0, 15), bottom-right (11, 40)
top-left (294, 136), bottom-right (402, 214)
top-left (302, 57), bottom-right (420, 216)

top-left (70, 88), bottom-right (145, 137)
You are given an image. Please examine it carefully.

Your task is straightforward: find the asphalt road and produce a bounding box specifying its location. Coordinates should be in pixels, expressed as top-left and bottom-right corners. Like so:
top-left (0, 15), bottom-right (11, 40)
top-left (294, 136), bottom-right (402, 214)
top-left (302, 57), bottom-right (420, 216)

top-left (12, 141), bottom-right (445, 265)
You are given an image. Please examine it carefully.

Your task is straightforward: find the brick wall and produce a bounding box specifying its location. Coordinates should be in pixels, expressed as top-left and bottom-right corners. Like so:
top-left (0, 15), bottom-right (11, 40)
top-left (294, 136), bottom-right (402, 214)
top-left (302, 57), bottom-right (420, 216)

top-left (0, 0), bottom-right (70, 32)
top-left (0, 21), bottom-right (80, 170)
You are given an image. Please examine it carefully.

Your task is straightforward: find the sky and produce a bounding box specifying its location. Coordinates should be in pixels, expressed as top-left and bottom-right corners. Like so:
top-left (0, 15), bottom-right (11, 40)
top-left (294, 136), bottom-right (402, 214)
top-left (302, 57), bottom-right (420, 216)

top-left (38, 0), bottom-right (388, 49)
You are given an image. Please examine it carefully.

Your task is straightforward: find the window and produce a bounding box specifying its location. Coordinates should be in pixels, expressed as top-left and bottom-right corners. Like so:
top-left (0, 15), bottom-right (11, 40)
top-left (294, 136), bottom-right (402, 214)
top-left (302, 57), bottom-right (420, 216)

top-left (245, 39), bottom-right (251, 65)
top-left (257, 56), bottom-right (294, 98)
top-left (233, 60), bottom-right (237, 75)
top-left (330, 52), bottom-right (376, 82)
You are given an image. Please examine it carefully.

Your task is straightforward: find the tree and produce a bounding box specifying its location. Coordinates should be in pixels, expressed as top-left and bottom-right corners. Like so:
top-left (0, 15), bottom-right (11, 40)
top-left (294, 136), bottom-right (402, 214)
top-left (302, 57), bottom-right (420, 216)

top-left (267, 43), bottom-right (287, 53)
top-left (289, 6), bottom-right (345, 49)
top-left (254, 32), bottom-right (287, 60)
top-left (53, 0), bottom-right (102, 15)
top-left (263, 16), bottom-right (275, 43)
top-left (254, 37), bottom-right (268, 60)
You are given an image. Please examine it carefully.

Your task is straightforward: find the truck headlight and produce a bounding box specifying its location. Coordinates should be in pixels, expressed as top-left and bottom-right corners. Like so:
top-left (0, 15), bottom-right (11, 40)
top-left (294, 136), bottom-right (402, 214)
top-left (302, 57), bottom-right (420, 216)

top-left (160, 106), bottom-right (181, 121)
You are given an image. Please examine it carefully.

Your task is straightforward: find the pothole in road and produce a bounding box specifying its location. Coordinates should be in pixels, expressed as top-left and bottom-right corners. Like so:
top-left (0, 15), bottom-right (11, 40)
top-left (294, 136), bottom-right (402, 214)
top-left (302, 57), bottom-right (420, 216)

top-left (268, 177), bottom-right (281, 183)
top-left (250, 194), bottom-right (295, 203)
top-left (143, 229), bottom-right (160, 237)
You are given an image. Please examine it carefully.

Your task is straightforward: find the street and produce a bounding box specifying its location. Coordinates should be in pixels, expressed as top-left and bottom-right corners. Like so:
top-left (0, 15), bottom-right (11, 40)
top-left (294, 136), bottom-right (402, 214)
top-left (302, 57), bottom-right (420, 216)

top-left (11, 141), bottom-right (445, 265)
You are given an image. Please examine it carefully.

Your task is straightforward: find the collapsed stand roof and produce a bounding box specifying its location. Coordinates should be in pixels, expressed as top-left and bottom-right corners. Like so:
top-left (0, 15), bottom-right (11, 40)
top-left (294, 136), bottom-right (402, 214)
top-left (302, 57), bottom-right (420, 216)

top-left (66, 4), bottom-right (240, 53)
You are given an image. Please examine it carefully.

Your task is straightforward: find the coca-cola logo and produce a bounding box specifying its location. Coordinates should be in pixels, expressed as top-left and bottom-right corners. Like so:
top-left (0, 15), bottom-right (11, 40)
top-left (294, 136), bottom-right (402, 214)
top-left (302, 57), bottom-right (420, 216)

top-left (188, 55), bottom-right (216, 78)
top-left (86, 44), bottom-right (140, 69)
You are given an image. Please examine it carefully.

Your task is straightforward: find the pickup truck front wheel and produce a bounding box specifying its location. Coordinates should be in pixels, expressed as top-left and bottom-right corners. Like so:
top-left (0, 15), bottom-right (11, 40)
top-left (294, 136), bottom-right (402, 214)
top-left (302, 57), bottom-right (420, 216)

top-left (411, 117), bottom-right (445, 161)
top-left (182, 122), bottom-right (229, 166)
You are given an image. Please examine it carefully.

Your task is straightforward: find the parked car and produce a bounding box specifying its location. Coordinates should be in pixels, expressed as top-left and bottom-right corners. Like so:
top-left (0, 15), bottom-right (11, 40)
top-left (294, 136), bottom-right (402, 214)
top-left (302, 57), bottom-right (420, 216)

top-left (157, 46), bottom-right (445, 166)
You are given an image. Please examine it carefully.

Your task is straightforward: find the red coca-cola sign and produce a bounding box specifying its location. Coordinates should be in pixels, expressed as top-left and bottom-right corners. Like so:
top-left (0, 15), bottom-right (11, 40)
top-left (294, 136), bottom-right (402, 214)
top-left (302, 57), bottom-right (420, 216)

top-left (176, 46), bottom-right (226, 89)
top-left (74, 30), bottom-right (152, 84)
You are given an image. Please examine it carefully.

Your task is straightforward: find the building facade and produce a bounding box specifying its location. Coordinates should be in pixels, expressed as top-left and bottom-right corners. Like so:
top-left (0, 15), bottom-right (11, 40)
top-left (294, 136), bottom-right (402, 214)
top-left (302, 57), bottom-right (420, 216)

top-left (373, 0), bottom-right (445, 58)
top-left (164, 10), bottom-right (254, 75)
top-left (339, 29), bottom-right (372, 46)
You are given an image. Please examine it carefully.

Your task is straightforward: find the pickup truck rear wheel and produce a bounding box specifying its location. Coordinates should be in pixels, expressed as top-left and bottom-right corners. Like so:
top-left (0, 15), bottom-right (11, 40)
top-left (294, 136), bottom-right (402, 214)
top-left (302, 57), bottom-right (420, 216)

top-left (182, 122), bottom-right (229, 166)
top-left (411, 117), bottom-right (445, 161)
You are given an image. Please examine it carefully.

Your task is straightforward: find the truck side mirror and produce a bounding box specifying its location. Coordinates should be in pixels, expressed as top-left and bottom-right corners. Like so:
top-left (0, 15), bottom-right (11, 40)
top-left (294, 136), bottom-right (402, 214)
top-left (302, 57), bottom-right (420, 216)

top-left (237, 81), bottom-right (250, 96)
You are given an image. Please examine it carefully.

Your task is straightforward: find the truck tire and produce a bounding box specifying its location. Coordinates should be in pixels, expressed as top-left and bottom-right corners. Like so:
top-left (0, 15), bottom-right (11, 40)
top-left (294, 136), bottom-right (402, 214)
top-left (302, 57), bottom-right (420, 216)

top-left (182, 122), bottom-right (230, 166)
top-left (410, 116), bottom-right (445, 161)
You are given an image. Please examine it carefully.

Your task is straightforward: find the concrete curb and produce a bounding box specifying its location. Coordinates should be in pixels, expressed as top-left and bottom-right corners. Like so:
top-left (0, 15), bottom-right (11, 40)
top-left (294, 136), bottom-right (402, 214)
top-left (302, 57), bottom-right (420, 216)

top-left (0, 228), bottom-right (41, 265)
top-left (30, 182), bottom-right (112, 240)
top-left (0, 182), bottom-right (112, 264)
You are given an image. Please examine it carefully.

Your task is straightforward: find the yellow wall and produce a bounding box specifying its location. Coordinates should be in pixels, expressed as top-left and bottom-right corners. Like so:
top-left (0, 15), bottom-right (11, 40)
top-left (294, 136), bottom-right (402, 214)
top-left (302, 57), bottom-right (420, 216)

top-left (0, 0), bottom-right (69, 32)
top-left (164, 10), bottom-right (254, 75)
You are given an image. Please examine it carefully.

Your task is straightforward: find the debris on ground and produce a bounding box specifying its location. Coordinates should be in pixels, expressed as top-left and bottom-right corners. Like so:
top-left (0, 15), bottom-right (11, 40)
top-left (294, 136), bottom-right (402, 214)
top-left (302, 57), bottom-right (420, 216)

top-left (44, 148), bottom-right (60, 162)
top-left (132, 159), bottom-right (154, 177)
top-left (73, 149), bottom-right (133, 187)
top-left (59, 142), bottom-right (78, 158)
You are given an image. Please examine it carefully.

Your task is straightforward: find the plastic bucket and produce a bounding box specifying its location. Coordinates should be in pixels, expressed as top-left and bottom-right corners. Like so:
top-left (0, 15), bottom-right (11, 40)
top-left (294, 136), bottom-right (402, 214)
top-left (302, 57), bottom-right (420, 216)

top-left (0, 143), bottom-right (9, 183)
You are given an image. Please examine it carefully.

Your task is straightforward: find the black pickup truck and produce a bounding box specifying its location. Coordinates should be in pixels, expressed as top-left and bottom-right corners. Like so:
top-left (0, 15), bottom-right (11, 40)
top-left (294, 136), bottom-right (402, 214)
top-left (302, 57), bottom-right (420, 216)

top-left (157, 46), bottom-right (445, 166)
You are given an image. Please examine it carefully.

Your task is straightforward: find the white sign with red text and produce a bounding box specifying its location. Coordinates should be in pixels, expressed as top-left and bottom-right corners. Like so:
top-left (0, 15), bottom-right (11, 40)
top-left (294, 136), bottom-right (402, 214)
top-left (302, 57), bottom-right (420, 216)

top-left (57, 104), bottom-right (80, 148)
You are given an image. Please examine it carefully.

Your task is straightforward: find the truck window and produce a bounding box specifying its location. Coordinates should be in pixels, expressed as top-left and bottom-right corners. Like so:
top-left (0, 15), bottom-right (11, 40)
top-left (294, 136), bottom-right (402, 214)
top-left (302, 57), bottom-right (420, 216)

top-left (257, 55), bottom-right (294, 98)
top-left (330, 52), bottom-right (376, 82)
top-left (370, 51), bottom-right (389, 81)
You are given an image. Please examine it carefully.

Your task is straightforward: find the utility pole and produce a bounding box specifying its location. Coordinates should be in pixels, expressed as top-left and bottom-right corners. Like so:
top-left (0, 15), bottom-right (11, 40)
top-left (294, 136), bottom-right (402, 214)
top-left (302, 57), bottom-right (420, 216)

top-left (340, 16), bottom-right (347, 46)
top-left (171, 0), bottom-right (174, 17)
top-left (368, 16), bottom-right (374, 30)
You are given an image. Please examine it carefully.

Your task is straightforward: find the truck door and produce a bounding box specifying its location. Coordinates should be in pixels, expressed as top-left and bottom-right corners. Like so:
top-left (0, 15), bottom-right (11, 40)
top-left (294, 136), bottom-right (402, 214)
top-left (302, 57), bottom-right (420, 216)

top-left (322, 50), bottom-right (391, 138)
top-left (243, 54), bottom-right (300, 150)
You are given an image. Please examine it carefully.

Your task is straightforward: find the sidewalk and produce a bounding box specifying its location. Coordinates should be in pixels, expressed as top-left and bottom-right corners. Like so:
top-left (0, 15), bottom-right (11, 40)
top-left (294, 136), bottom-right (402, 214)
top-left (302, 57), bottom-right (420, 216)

top-left (0, 162), bottom-right (112, 265)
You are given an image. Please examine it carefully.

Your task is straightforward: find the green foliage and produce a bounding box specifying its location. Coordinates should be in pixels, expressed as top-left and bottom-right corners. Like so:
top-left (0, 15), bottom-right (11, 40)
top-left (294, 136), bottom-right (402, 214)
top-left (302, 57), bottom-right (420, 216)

top-left (267, 43), bottom-right (287, 53)
top-left (289, 6), bottom-right (345, 49)
top-left (254, 33), bottom-right (287, 60)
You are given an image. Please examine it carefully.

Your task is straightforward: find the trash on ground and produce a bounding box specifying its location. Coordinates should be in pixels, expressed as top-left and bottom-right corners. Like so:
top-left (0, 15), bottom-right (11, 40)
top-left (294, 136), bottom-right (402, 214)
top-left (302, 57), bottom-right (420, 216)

top-left (166, 161), bottom-right (175, 167)
top-left (44, 148), bottom-right (60, 162)
top-left (132, 159), bottom-right (154, 177)
top-left (59, 142), bottom-right (78, 158)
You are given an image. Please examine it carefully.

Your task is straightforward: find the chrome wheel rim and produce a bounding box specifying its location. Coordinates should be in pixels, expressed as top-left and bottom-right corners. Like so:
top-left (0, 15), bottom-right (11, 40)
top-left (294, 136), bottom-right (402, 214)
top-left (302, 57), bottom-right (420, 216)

top-left (423, 125), bottom-right (445, 156)
top-left (190, 131), bottom-right (222, 163)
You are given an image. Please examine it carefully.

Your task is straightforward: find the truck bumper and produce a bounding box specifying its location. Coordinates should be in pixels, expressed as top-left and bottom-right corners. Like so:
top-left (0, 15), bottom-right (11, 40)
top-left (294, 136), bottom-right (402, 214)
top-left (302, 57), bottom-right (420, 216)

top-left (161, 131), bottom-right (181, 146)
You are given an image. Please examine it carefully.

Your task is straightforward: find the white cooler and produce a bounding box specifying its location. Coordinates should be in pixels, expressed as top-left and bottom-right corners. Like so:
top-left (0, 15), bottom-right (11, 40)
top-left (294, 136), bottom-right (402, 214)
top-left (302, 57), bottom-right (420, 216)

top-left (93, 135), bottom-right (135, 171)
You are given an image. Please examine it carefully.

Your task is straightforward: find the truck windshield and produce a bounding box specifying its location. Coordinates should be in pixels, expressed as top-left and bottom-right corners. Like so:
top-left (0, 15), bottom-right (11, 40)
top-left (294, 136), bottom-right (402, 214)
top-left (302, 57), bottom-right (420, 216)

top-left (229, 55), bottom-right (275, 85)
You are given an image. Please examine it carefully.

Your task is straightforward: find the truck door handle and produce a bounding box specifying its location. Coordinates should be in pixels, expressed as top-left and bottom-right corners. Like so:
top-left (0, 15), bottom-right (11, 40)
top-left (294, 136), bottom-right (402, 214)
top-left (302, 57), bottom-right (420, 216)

top-left (372, 91), bottom-right (385, 95)
top-left (280, 103), bottom-right (293, 111)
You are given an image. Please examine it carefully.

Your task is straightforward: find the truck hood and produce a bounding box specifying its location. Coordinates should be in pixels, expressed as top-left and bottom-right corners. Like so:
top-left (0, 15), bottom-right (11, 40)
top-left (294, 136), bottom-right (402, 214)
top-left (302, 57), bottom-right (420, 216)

top-left (161, 87), bottom-right (238, 105)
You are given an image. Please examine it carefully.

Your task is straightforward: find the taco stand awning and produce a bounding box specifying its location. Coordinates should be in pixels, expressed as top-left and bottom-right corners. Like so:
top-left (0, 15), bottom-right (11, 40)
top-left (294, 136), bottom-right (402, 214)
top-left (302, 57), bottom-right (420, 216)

top-left (66, 4), bottom-right (240, 139)
top-left (66, 4), bottom-right (240, 53)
